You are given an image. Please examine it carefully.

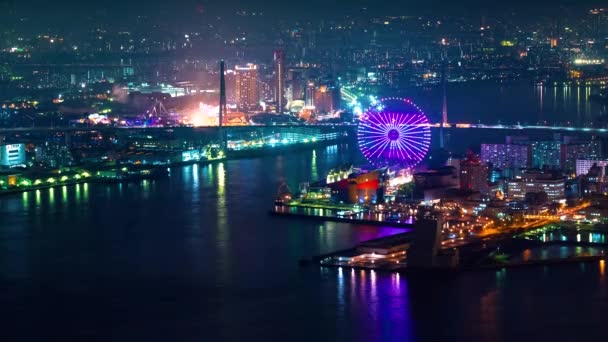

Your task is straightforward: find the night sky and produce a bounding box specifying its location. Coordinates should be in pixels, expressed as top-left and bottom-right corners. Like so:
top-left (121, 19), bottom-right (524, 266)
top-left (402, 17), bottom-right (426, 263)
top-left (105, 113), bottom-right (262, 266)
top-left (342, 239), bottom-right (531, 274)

top-left (6, 0), bottom-right (608, 17)
top-left (0, 0), bottom-right (606, 34)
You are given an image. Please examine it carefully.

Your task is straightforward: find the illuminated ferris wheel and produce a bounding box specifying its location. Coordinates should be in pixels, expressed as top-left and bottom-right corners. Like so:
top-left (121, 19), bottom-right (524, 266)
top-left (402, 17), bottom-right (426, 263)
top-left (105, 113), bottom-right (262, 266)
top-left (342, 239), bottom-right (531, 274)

top-left (357, 98), bottom-right (431, 168)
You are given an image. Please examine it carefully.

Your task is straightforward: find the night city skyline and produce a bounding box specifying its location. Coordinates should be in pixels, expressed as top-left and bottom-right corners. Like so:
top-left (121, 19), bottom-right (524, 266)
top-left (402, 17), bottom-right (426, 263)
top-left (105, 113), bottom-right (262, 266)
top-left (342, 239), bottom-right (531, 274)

top-left (3, 0), bottom-right (608, 341)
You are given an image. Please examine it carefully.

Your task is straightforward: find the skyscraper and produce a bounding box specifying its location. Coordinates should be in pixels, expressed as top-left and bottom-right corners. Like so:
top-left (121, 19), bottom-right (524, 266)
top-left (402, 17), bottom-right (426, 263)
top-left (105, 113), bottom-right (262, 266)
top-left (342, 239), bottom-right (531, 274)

top-left (234, 63), bottom-right (259, 111)
top-left (273, 49), bottom-right (285, 113)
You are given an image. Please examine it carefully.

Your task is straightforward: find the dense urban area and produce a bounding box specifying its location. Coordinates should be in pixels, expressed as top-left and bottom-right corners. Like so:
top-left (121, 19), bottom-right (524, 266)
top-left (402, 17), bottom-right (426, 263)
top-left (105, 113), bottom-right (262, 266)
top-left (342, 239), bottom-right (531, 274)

top-left (4, 1), bottom-right (608, 340)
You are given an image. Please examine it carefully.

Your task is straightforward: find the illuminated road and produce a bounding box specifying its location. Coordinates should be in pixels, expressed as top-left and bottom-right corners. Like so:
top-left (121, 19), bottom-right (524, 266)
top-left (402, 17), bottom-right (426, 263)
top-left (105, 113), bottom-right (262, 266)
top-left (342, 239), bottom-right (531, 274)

top-left (442, 202), bottom-right (592, 249)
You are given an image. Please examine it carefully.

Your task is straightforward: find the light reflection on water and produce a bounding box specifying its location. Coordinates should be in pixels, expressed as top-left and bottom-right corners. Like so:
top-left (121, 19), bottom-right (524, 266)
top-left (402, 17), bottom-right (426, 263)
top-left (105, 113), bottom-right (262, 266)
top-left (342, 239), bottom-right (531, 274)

top-left (331, 268), bottom-right (415, 341)
top-left (61, 185), bottom-right (67, 205)
top-left (530, 227), bottom-right (608, 244)
top-left (512, 246), bottom-right (606, 262)
top-left (48, 187), bottom-right (54, 205)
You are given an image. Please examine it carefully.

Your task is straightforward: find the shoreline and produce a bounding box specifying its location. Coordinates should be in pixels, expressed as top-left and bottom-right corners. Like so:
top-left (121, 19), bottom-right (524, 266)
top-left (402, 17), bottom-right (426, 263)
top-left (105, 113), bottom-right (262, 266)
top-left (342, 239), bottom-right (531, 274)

top-left (0, 138), bottom-right (346, 196)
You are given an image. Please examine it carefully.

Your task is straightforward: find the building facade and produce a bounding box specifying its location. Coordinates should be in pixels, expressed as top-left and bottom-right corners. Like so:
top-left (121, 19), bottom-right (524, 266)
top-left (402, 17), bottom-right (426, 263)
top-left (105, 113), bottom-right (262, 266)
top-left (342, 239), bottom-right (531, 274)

top-left (313, 85), bottom-right (339, 113)
top-left (273, 49), bottom-right (285, 113)
top-left (531, 141), bottom-right (561, 168)
top-left (234, 63), bottom-right (260, 110)
top-left (507, 171), bottom-right (566, 202)
top-left (459, 154), bottom-right (489, 193)
top-left (481, 143), bottom-right (530, 169)
top-left (0, 143), bottom-right (26, 167)
top-left (576, 159), bottom-right (608, 177)
top-left (561, 140), bottom-right (603, 171)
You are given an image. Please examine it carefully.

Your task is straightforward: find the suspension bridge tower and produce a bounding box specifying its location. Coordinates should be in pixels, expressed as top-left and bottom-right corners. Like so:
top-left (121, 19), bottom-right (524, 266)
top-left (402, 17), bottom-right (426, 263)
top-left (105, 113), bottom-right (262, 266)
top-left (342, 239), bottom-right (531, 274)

top-left (440, 60), bottom-right (449, 150)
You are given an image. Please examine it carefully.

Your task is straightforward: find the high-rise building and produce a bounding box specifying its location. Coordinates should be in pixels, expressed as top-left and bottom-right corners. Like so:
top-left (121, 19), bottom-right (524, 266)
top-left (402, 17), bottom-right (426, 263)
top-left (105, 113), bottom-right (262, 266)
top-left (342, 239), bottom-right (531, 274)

top-left (481, 143), bottom-right (530, 169)
top-left (305, 82), bottom-right (315, 107)
top-left (589, 139), bottom-right (603, 159)
top-left (590, 8), bottom-right (608, 39)
top-left (531, 141), bottom-right (561, 168)
top-left (273, 49), bottom-right (285, 113)
top-left (459, 153), bottom-right (488, 193)
top-left (234, 63), bottom-right (259, 111)
top-left (561, 142), bottom-right (595, 171)
top-left (313, 85), bottom-right (338, 113)
top-left (286, 67), bottom-right (308, 103)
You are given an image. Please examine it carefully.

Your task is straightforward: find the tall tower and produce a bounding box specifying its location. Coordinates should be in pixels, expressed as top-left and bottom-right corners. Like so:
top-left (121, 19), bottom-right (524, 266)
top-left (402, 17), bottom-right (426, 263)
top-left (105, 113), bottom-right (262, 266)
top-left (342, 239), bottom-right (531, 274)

top-left (306, 82), bottom-right (315, 107)
top-left (219, 60), bottom-right (227, 127)
top-left (440, 60), bottom-right (448, 149)
top-left (219, 60), bottom-right (227, 148)
top-left (273, 49), bottom-right (285, 114)
top-left (441, 62), bottom-right (448, 126)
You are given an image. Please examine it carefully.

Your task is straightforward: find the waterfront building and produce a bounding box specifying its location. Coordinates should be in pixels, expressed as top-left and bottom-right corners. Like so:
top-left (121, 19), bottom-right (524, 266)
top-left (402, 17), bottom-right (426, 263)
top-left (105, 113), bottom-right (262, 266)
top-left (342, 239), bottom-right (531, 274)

top-left (326, 169), bottom-right (387, 204)
top-left (0, 173), bottom-right (20, 189)
top-left (326, 164), bottom-right (353, 184)
top-left (481, 143), bottom-right (530, 169)
top-left (408, 219), bottom-right (458, 269)
top-left (0, 143), bottom-right (26, 167)
top-left (119, 148), bottom-right (203, 165)
top-left (234, 63), bottom-right (260, 111)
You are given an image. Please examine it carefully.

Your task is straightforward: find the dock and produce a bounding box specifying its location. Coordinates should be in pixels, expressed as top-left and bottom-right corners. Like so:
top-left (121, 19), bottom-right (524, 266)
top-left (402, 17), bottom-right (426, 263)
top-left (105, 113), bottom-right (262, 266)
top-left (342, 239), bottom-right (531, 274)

top-left (270, 209), bottom-right (415, 228)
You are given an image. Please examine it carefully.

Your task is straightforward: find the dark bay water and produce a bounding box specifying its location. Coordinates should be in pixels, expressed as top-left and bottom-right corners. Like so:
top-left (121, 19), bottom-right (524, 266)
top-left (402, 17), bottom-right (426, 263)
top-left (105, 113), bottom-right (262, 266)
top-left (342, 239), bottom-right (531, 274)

top-left (411, 81), bottom-right (607, 125)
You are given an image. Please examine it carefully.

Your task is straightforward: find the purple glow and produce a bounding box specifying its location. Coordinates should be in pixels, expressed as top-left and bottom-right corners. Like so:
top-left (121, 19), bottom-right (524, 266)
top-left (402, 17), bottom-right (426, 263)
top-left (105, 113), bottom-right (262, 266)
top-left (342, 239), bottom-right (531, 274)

top-left (357, 98), bottom-right (431, 168)
top-left (387, 129), bottom-right (400, 141)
